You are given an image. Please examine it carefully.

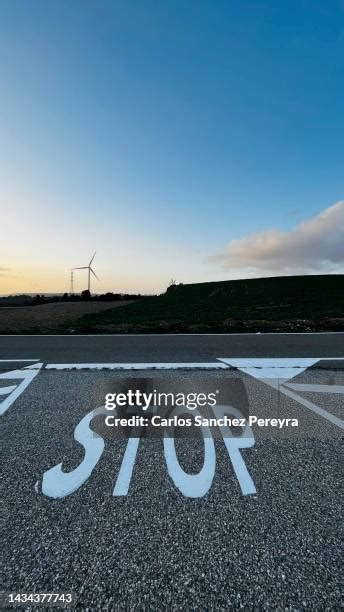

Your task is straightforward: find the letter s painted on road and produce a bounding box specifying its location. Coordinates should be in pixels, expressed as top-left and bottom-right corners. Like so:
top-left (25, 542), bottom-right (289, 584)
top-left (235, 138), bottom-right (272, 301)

top-left (42, 406), bottom-right (107, 498)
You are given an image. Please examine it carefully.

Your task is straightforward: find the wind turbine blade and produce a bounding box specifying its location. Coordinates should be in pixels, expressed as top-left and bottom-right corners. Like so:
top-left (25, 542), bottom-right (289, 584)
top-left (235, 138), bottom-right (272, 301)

top-left (90, 268), bottom-right (99, 281)
top-left (89, 251), bottom-right (96, 265)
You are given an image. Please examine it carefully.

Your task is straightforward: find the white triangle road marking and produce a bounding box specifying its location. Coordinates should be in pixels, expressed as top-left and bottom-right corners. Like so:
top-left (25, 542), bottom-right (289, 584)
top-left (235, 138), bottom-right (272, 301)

top-left (217, 358), bottom-right (320, 380)
top-left (217, 357), bottom-right (344, 429)
top-left (265, 378), bottom-right (344, 429)
top-left (0, 365), bottom-right (43, 416)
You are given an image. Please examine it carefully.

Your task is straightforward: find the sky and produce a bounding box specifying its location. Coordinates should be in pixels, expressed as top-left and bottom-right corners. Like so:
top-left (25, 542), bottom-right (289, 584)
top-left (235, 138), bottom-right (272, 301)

top-left (0, 0), bottom-right (343, 294)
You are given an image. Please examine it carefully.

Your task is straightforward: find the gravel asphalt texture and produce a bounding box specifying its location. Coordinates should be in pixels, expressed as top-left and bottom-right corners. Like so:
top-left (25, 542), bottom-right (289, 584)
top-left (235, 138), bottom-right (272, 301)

top-left (1, 353), bottom-right (343, 610)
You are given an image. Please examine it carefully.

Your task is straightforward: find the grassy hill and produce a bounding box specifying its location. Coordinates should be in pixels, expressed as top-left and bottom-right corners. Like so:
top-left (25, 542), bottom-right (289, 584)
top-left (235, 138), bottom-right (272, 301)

top-left (69, 275), bottom-right (344, 333)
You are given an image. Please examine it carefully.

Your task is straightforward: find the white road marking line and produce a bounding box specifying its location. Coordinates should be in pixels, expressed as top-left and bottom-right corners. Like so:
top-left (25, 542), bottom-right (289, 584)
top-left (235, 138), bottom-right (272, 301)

top-left (284, 383), bottom-right (344, 394)
top-left (266, 380), bottom-right (344, 429)
top-left (45, 362), bottom-right (229, 370)
top-left (0, 359), bottom-right (40, 362)
top-left (0, 385), bottom-right (17, 395)
top-left (113, 436), bottom-right (141, 496)
top-left (0, 366), bottom-right (43, 416)
top-left (215, 405), bottom-right (256, 496)
top-left (217, 358), bottom-right (320, 380)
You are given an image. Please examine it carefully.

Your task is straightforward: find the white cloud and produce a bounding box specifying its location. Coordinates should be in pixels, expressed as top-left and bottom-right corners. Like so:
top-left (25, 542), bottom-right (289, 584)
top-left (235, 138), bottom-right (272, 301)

top-left (210, 201), bottom-right (344, 275)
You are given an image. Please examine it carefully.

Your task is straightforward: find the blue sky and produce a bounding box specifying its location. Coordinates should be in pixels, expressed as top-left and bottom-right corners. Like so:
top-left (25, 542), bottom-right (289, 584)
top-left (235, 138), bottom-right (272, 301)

top-left (0, 0), bottom-right (343, 293)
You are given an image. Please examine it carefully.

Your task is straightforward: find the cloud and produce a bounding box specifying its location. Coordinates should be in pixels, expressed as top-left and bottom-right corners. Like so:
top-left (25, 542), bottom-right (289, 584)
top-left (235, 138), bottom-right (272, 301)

top-left (210, 201), bottom-right (344, 275)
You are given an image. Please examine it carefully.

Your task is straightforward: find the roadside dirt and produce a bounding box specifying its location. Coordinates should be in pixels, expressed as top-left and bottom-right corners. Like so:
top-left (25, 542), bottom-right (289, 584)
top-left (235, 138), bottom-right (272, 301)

top-left (0, 301), bottom-right (133, 333)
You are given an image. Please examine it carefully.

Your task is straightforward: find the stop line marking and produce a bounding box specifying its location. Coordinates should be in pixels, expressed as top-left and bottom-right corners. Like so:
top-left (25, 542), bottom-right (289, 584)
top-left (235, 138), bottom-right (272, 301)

top-left (1, 358), bottom-right (343, 429)
top-left (45, 362), bottom-right (229, 370)
top-left (44, 356), bottom-right (344, 371)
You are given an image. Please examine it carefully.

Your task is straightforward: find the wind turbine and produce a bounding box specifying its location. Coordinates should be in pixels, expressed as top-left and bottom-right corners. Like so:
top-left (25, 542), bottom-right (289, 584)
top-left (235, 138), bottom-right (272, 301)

top-left (74, 252), bottom-right (99, 294)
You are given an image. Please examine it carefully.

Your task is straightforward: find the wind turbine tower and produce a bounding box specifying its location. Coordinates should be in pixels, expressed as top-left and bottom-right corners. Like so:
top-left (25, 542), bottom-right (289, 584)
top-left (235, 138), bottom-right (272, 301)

top-left (73, 252), bottom-right (99, 294)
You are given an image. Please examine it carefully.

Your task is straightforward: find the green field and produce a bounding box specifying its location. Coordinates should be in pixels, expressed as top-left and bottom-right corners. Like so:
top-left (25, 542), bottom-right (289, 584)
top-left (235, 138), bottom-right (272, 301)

top-left (70, 275), bottom-right (344, 333)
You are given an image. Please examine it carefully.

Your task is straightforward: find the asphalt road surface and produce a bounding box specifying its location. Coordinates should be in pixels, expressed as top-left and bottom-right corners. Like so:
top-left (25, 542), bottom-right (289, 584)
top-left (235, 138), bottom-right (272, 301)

top-left (1, 334), bottom-right (343, 610)
top-left (1, 332), bottom-right (344, 363)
